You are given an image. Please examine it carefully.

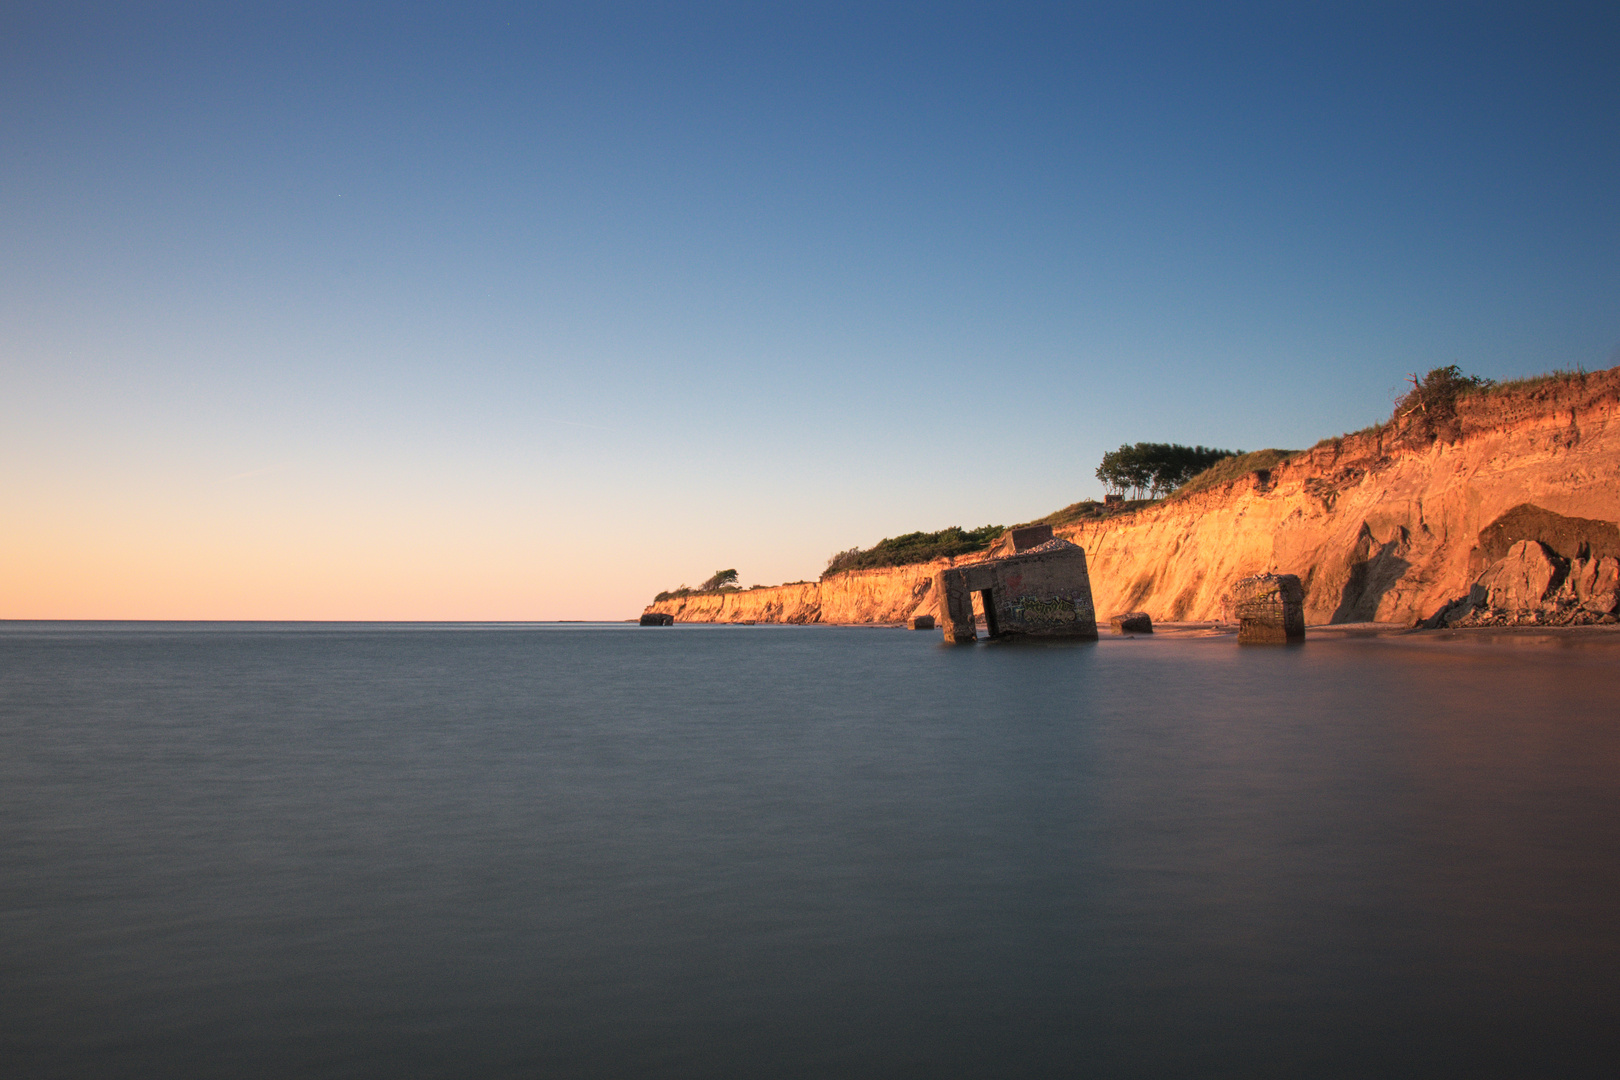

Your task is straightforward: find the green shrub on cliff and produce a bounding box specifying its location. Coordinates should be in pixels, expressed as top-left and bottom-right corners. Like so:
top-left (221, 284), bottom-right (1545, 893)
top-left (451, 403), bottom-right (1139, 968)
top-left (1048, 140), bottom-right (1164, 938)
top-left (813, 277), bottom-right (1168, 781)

top-left (823, 525), bottom-right (1003, 576)
top-left (1395, 365), bottom-right (1494, 421)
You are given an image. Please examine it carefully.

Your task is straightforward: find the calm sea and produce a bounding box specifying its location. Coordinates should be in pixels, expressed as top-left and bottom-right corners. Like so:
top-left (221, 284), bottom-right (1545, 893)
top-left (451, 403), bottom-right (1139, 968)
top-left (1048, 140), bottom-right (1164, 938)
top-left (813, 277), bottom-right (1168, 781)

top-left (2, 622), bottom-right (1617, 1079)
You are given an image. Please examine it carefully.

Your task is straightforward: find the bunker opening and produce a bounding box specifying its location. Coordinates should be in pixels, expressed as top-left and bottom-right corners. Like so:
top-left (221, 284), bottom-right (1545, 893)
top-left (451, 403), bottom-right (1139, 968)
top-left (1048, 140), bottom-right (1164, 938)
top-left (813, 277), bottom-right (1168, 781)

top-left (977, 589), bottom-right (1000, 638)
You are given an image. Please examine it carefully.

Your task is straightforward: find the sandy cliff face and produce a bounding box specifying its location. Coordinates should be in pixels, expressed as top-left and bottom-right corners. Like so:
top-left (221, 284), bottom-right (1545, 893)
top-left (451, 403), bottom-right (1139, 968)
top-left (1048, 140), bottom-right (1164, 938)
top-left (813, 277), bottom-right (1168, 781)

top-left (645, 562), bottom-right (948, 625)
top-left (645, 369), bottom-right (1620, 626)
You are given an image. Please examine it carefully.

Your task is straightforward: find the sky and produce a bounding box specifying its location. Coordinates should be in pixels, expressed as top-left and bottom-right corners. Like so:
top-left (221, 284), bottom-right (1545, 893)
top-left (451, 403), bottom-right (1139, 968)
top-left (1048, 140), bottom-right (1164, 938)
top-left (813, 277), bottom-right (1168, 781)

top-left (3, 1), bottom-right (1618, 620)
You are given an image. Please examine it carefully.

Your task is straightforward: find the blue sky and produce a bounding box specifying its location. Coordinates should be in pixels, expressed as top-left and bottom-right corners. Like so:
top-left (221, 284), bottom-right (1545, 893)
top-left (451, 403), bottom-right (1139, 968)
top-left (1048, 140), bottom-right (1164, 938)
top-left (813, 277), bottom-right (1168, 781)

top-left (3, 2), bottom-right (1617, 618)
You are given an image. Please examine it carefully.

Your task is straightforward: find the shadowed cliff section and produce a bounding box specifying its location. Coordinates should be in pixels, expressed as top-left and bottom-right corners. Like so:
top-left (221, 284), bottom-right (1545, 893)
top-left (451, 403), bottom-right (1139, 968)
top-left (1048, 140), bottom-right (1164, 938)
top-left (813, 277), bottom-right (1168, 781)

top-left (1471, 504), bottom-right (1620, 572)
top-left (644, 366), bottom-right (1620, 626)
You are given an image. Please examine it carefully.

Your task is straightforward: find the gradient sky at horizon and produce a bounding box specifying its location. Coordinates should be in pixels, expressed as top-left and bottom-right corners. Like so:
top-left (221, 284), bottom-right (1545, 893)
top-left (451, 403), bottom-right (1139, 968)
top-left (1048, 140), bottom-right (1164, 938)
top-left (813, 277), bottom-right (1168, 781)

top-left (4, 2), bottom-right (1618, 619)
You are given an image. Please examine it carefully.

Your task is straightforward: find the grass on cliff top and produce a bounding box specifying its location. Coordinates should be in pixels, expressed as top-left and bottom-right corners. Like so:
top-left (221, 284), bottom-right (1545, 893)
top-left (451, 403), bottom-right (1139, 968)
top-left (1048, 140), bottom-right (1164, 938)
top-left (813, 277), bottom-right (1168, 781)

top-left (1033, 500), bottom-right (1105, 527)
top-left (1312, 421), bottom-right (1388, 449)
top-left (1165, 448), bottom-right (1299, 501)
top-left (652, 585), bottom-right (742, 602)
top-left (1476, 365), bottom-right (1599, 397)
top-left (1026, 499), bottom-right (1157, 527)
top-left (822, 524), bottom-right (1003, 577)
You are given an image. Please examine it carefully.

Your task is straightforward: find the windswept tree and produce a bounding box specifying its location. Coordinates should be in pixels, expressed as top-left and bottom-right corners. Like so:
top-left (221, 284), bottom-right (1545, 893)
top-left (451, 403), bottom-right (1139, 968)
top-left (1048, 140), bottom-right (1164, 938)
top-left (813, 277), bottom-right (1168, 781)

top-left (699, 569), bottom-right (740, 592)
top-left (1395, 365), bottom-right (1492, 418)
top-left (1096, 443), bottom-right (1240, 499)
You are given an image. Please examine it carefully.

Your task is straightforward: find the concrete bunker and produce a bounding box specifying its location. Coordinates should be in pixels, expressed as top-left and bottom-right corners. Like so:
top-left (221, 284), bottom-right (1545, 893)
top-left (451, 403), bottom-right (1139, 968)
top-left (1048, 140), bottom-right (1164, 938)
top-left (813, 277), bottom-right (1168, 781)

top-left (934, 525), bottom-right (1099, 644)
top-left (1224, 573), bottom-right (1305, 644)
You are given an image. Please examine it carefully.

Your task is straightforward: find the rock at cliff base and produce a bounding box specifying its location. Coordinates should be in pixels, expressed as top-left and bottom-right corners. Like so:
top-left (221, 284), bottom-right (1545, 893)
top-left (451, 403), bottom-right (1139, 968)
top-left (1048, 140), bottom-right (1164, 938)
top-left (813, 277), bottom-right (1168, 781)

top-left (1577, 555), bottom-right (1620, 614)
top-left (1470, 540), bottom-right (1561, 613)
top-left (1423, 540), bottom-right (1617, 627)
top-left (1223, 574), bottom-right (1305, 644)
top-left (639, 612), bottom-right (675, 626)
top-left (1110, 612), bottom-right (1153, 634)
top-left (911, 615), bottom-right (936, 630)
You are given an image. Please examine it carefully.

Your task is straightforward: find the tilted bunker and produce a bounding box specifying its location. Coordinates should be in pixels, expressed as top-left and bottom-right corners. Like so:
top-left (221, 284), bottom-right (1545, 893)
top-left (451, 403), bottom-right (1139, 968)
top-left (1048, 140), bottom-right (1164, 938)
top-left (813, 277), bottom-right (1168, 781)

top-left (934, 525), bottom-right (1099, 644)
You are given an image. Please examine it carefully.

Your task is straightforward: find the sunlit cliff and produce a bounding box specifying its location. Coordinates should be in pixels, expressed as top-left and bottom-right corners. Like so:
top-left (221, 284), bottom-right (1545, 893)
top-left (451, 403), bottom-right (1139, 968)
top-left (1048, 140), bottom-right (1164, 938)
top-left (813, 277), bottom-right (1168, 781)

top-left (646, 367), bottom-right (1620, 627)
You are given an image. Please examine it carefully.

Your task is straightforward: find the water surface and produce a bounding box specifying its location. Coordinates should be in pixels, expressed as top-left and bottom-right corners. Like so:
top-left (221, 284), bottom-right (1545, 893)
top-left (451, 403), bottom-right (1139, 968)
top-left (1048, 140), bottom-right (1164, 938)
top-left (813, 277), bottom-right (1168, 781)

top-left (2, 622), bottom-right (1617, 1078)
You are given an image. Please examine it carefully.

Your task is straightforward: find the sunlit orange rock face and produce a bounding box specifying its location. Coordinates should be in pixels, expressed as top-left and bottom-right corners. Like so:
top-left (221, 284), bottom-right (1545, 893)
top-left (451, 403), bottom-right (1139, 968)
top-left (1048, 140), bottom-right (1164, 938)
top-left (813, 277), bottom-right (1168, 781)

top-left (1066, 368), bottom-right (1620, 626)
top-left (647, 368), bottom-right (1620, 626)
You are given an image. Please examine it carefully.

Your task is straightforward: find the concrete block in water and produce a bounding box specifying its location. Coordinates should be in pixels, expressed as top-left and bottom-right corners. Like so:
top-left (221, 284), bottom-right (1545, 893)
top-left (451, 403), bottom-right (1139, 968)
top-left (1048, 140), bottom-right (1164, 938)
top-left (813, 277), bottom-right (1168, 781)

top-left (911, 615), bottom-right (936, 630)
top-left (1110, 612), bottom-right (1153, 634)
top-left (1224, 573), bottom-right (1305, 643)
top-left (639, 612), bottom-right (675, 626)
top-left (934, 540), bottom-right (1098, 644)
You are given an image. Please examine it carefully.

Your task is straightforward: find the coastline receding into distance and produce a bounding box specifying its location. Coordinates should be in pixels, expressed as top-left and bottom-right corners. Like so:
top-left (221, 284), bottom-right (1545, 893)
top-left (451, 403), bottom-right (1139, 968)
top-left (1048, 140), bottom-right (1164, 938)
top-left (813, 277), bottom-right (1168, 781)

top-left (646, 367), bottom-right (1620, 638)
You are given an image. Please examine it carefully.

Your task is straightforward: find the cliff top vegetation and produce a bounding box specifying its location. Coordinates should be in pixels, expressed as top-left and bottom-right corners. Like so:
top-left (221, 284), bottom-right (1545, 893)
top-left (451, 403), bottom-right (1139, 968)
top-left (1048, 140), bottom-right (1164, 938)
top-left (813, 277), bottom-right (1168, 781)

top-left (653, 569), bottom-right (743, 603)
top-left (1167, 448), bottom-right (1300, 501)
top-left (1022, 498), bottom-right (1157, 528)
top-left (1096, 443), bottom-right (1241, 499)
top-left (823, 525), bottom-right (1003, 577)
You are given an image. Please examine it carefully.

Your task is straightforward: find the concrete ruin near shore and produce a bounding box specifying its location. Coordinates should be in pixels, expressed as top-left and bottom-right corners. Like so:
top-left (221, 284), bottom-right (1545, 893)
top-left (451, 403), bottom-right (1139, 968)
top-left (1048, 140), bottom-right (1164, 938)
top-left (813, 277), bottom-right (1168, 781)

top-left (1224, 573), bottom-right (1306, 644)
top-left (935, 525), bottom-right (1100, 644)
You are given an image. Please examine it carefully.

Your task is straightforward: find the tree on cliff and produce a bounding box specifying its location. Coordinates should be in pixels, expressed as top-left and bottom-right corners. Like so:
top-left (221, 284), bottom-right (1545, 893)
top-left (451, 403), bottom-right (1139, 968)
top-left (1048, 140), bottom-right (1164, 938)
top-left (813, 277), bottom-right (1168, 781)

top-left (699, 569), bottom-right (739, 592)
top-left (1096, 443), bottom-right (1240, 499)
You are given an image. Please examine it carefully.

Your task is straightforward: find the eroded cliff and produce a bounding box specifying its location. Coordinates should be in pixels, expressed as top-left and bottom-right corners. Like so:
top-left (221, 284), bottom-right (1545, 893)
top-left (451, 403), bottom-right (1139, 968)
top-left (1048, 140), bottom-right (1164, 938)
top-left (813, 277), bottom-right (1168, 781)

top-left (644, 368), bottom-right (1620, 627)
top-left (645, 561), bottom-right (953, 625)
